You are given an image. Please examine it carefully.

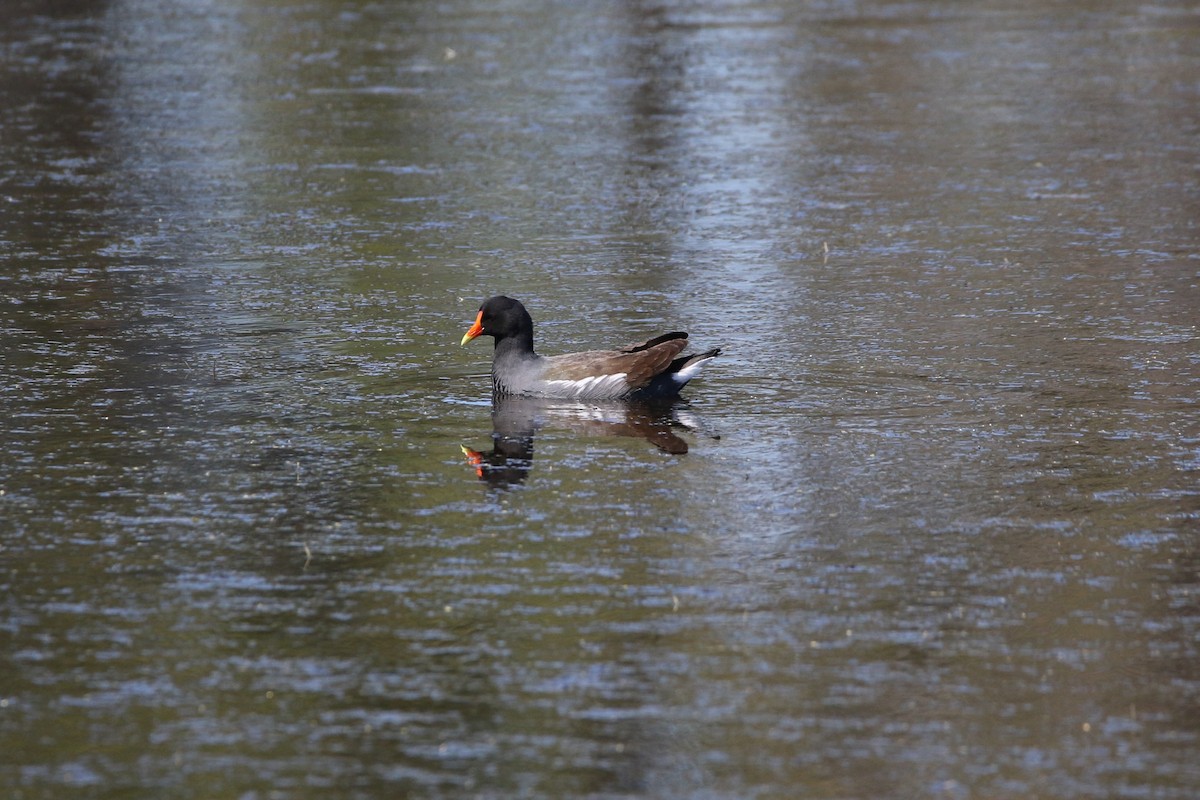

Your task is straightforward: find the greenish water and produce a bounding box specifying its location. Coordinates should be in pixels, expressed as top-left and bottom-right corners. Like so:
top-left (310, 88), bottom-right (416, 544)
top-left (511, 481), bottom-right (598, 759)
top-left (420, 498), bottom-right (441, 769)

top-left (2, 0), bottom-right (1197, 797)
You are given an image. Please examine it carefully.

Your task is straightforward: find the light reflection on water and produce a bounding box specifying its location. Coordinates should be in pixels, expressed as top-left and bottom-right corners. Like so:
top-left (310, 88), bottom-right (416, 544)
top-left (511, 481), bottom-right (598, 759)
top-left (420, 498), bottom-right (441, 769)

top-left (2, 0), bottom-right (1198, 798)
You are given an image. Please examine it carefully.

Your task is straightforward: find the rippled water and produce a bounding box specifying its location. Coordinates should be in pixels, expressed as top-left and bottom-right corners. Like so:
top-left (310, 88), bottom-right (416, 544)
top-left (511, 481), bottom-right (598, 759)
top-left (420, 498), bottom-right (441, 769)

top-left (2, 0), bottom-right (1198, 797)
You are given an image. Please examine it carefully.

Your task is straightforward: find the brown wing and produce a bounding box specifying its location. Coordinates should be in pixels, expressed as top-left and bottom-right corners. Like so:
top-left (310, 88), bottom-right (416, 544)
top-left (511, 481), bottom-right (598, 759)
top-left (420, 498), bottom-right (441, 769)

top-left (619, 332), bottom-right (688, 353)
top-left (621, 337), bottom-right (689, 388)
top-left (542, 336), bottom-right (690, 390)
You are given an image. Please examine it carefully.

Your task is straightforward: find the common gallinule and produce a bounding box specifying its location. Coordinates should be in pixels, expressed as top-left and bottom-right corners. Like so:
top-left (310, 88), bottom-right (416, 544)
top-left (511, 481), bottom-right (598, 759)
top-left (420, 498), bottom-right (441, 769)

top-left (460, 295), bottom-right (720, 400)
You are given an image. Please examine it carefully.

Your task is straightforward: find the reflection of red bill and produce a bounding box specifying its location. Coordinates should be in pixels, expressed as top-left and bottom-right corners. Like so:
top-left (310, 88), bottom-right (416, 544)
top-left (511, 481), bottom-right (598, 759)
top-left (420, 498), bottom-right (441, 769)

top-left (460, 444), bottom-right (485, 478)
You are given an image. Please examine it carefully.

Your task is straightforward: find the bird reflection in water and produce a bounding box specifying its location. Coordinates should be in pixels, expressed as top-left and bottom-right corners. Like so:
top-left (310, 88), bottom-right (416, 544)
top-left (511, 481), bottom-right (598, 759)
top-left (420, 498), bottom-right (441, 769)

top-left (461, 394), bottom-right (711, 487)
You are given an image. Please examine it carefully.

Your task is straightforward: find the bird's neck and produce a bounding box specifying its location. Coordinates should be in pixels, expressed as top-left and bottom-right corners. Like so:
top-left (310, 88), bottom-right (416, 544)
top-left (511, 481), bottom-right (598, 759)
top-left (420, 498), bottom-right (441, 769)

top-left (494, 331), bottom-right (535, 359)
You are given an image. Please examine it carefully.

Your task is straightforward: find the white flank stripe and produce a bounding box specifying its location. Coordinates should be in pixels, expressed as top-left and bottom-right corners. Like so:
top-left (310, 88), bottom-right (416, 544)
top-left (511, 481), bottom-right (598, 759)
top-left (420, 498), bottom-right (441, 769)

top-left (544, 372), bottom-right (629, 399)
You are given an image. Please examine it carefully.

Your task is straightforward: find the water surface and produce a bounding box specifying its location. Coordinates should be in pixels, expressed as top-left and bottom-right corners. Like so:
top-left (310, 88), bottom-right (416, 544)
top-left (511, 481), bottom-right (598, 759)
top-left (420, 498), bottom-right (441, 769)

top-left (2, 0), bottom-right (1198, 797)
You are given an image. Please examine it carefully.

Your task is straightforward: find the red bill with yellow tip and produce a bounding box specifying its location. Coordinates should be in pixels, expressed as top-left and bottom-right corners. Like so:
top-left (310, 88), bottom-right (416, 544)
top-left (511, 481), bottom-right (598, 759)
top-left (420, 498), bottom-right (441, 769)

top-left (460, 310), bottom-right (483, 346)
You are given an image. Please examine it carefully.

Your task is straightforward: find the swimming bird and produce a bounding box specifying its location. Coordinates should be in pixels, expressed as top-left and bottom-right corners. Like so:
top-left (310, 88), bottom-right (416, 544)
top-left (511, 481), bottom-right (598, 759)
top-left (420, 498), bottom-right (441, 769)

top-left (460, 295), bottom-right (720, 400)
